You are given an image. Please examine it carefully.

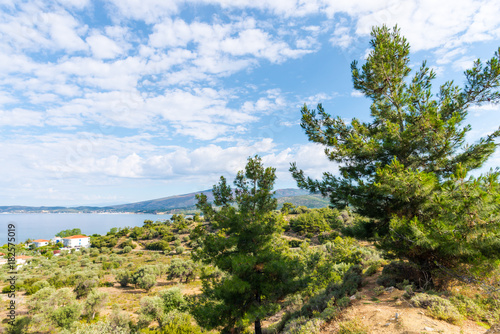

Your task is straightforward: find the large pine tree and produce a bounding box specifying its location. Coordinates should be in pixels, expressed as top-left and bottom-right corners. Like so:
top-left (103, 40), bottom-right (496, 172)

top-left (290, 25), bottom-right (500, 282)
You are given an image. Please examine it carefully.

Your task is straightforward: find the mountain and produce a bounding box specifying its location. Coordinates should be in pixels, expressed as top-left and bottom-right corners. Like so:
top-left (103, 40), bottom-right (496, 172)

top-left (0, 188), bottom-right (328, 213)
top-left (104, 188), bottom-right (313, 212)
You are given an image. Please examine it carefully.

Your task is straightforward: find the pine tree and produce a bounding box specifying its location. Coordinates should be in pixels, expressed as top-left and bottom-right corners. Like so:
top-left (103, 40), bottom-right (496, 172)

top-left (290, 25), bottom-right (500, 283)
top-left (194, 156), bottom-right (301, 333)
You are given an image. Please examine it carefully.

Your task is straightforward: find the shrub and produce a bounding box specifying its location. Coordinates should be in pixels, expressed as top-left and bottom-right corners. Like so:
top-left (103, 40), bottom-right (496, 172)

top-left (288, 239), bottom-right (303, 248)
top-left (167, 259), bottom-right (196, 283)
top-left (26, 280), bottom-right (50, 295)
top-left (449, 294), bottom-right (485, 321)
top-left (377, 261), bottom-right (429, 289)
top-left (283, 316), bottom-right (323, 334)
top-left (320, 306), bottom-right (341, 321)
top-left (174, 239), bottom-right (182, 247)
top-left (122, 246), bottom-right (132, 254)
top-left (292, 206), bottom-right (309, 214)
top-left (290, 210), bottom-right (331, 235)
top-left (161, 310), bottom-right (203, 334)
top-left (158, 287), bottom-right (187, 313)
top-left (411, 293), bottom-right (462, 324)
top-left (317, 231), bottom-right (341, 244)
top-left (119, 239), bottom-right (134, 249)
top-left (73, 272), bottom-right (99, 299)
top-left (50, 301), bottom-right (82, 328)
top-left (137, 274), bottom-right (156, 292)
top-left (145, 240), bottom-right (170, 251)
top-left (175, 246), bottom-right (185, 254)
top-left (84, 289), bottom-right (108, 320)
top-left (6, 316), bottom-right (31, 334)
top-left (337, 318), bottom-right (368, 334)
top-left (115, 269), bottom-right (131, 287)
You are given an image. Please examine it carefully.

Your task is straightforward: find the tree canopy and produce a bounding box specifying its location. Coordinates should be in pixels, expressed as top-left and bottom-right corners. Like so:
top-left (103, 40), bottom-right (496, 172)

top-left (290, 25), bottom-right (500, 283)
top-left (195, 156), bottom-right (301, 333)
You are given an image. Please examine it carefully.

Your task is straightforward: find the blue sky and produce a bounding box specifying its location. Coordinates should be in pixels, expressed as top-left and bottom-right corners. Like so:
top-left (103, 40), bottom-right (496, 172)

top-left (1, 0), bottom-right (499, 206)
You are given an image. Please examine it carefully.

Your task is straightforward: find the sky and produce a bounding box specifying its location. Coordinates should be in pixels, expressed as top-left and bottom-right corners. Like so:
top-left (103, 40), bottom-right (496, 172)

top-left (1, 0), bottom-right (500, 207)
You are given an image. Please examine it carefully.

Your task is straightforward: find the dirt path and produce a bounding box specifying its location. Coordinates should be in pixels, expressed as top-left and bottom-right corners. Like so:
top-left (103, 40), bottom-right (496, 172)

top-left (323, 273), bottom-right (487, 334)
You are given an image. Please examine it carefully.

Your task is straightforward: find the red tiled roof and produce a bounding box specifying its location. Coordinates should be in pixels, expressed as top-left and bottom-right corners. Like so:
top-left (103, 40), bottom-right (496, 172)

top-left (15, 255), bottom-right (33, 260)
top-left (33, 239), bottom-right (50, 242)
top-left (63, 235), bottom-right (89, 239)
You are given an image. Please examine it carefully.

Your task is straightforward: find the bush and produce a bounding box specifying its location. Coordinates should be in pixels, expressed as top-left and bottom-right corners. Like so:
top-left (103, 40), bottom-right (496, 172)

top-left (119, 239), bottom-right (134, 249)
top-left (50, 302), bottom-right (82, 328)
top-left (145, 240), bottom-right (170, 251)
top-left (137, 274), bottom-right (156, 292)
top-left (26, 280), bottom-right (50, 295)
top-left (114, 270), bottom-right (131, 287)
top-left (290, 210), bottom-right (331, 235)
top-left (377, 261), bottom-right (430, 289)
top-left (288, 239), bottom-right (303, 248)
top-left (449, 294), bottom-right (486, 321)
top-left (175, 246), bottom-right (185, 254)
top-left (122, 246), bottom-right (132, 254)
top-left (167, 259), bottom-right (196, 283)
top-left (158, 287), bottom-right (187, 312)
top-left (337, 318), bottom-right (368, 334)
top-left (320, 306), bottom-right (341, 321)
top-left (84, 289), bottom-right (108, 320)
top-left (317, 231), bottom-right (341, 244)
top-left (411, 293), bottom-right (462, 324)
top-left (73, 272), bottom-right (99, 299)
top-left (283, 316), bottom-right (323, 334)
top-left (6, 316), bottom-right (31, 334)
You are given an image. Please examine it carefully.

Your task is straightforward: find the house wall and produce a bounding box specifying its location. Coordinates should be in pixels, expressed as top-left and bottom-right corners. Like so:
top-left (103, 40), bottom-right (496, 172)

top-left (63, 237), bottom-right (90, 248)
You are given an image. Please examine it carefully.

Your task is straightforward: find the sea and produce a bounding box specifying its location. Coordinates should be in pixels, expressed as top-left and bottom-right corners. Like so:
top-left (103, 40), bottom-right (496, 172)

top-left (0, 213), bottom-right (172, 245)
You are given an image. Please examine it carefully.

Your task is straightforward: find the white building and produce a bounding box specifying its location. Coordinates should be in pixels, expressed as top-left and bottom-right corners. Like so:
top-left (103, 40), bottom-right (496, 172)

top-left (62, 235), bottom-right (90, 248)
top-left (52, 237), bottom-right (63, 244)
top-left (32, 239), bottom-right (50, 247)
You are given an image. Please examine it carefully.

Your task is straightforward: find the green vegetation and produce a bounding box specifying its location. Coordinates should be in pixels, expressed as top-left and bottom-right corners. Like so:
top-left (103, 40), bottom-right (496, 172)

top-left (56, 229), bottom-right (82, 237)
top-left (194, 156), bottom-right (301, 333)
top-left (1, 24), bottom-right (499, 334)
top-left (290, 25), bottom-right (500, 285)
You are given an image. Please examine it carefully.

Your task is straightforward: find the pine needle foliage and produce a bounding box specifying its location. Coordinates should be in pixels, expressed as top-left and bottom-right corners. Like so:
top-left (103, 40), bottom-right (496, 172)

top-left (195, 156), bottom-right (301, 334)
top-left (290, 25), bottom-right (500, 283)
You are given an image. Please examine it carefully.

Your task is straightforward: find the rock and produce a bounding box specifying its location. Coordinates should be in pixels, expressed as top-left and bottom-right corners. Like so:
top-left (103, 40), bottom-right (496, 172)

top-left (423, 327), bottom-right (435, 331)
top-left (350, 294), bottom-right (356, 300)
top-left (385, 286), bottom-right (395, 292)
top-left (383, 323), bottom-right (391, 327)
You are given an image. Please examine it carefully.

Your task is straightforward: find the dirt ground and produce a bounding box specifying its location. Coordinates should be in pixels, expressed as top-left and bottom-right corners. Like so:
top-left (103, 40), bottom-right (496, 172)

top-left (322, 273), bottom-right (488, 334)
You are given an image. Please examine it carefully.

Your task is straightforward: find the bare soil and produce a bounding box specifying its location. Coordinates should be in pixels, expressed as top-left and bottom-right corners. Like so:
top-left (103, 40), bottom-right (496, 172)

top-left (322, 272), bottom-right (488, 334)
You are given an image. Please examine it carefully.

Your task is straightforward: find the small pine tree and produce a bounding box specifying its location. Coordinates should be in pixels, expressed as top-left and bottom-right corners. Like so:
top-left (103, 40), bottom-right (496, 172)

top-left (195, 156), bottom-right (301, 333)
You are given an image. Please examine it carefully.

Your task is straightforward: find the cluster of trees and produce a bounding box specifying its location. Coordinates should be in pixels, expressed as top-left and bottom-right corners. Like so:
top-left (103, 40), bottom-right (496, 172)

top-left (55, 229), bottom-right (82, 237)
top-left (189, 25), bottom-right (500, 333)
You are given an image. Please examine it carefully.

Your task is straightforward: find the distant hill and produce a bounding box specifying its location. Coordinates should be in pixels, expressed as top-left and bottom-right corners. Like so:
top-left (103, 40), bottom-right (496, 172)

top-left (0, 188), bottom-right (329, 213)
top-left (277, 194), bottom-right (330, 209)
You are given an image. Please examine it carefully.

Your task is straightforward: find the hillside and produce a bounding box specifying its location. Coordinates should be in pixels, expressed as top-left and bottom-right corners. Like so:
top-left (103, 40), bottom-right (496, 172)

top-left (0, 188), bottom-right (326, 213)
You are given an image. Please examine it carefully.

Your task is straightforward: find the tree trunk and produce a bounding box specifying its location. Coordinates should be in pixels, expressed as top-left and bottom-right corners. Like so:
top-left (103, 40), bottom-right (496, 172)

top-left (255, 318), bottom-right (262, 334)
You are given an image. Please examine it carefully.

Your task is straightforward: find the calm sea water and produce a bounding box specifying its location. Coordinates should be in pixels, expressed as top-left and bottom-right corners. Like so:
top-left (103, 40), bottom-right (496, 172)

top-left (0, 213), bottom-right (172, 245)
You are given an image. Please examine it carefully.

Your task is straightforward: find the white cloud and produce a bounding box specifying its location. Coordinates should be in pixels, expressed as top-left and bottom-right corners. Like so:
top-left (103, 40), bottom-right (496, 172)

top-left (0, 109), bottom-right (44, 126)
top-left (106, 0), bottom-right (181, 23)
top-left (351, 90), bottom-right (364, 98)
top-left (452, 56), bottom-right (475, 71)
top-left (87, 34), bottom-right (124, 59)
